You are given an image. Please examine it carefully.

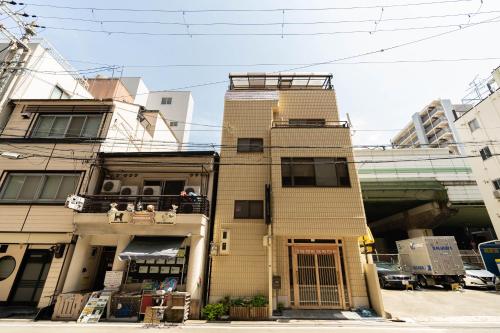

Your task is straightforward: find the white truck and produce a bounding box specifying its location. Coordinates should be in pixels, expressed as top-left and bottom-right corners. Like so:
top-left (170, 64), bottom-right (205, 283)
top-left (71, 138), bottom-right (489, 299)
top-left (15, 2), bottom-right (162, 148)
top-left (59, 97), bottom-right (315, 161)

top-left (396, 236), bottom-right (465, 289)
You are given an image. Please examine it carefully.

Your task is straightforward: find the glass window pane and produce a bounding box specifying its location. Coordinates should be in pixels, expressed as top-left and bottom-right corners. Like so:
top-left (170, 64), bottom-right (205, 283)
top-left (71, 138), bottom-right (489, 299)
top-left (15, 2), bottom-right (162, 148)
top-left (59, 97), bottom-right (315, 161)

top-left (33, 116), bottom-right (55, 137)
top-left (314, 158), bottom-right (338, 187)
top-left (50, 87), bottom-right (63, 99)
top-left (249, 201), bottom-right (263, 218)
top-left (1, 175), bottom-right (24, 199)
top-left (234, 201), bottom-right (249, 218)
top-left (281, 158), bottom-right (292, 186)
top-left (336, 159), bottom-right (351, 187)
top-left (18, 176), bottom-right (42, 200)
top-left (81, 115), bottom-right (102, 137)
top-left (292, 158), bottom-right (315, 186)
top-left (66, 116), bottom-right (85, 137)
top-left (49, 117), bottom-right (69, 137)
top-left (56, 176), bottom-right (79, 200)
top-left (39, 175), bottom-right (62, 199)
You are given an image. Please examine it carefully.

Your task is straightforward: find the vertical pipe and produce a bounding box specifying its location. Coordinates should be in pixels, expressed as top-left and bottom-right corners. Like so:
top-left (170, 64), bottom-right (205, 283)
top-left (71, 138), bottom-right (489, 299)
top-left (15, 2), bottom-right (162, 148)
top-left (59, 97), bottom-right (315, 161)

top-left (267, 224), bottom-right (273, 317)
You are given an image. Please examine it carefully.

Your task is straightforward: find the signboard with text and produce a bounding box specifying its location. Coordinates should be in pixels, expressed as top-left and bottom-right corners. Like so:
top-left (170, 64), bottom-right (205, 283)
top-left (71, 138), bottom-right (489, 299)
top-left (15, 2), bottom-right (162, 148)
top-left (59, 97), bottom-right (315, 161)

top-left (478, 240), bottom-right (500, 276)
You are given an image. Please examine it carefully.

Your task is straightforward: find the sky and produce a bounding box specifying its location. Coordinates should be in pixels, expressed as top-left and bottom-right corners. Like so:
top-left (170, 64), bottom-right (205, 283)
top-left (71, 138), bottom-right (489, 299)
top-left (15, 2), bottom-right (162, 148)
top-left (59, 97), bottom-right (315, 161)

top-left (7, 0), bottom-right (500, 146)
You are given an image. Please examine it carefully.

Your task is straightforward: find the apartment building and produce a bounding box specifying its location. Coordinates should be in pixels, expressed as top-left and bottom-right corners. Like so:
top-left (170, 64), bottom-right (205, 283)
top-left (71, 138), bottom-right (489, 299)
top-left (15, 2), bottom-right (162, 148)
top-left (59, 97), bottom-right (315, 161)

top-left (391, 99), bottom-right (471, 155)
top-left (0, 96), bottom-right (178, 310)
top-left (63, 150), bottom-right (218, 319)
top-left (454, 66), bottom-right (500, 237)
top-left (209, 73), bottom-right (370, 313)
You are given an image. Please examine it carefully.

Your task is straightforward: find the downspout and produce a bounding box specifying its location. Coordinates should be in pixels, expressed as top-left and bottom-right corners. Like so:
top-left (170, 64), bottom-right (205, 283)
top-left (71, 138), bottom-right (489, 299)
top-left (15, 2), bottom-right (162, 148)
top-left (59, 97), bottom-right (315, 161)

top-left (202, 152), bottom-right (219, 307)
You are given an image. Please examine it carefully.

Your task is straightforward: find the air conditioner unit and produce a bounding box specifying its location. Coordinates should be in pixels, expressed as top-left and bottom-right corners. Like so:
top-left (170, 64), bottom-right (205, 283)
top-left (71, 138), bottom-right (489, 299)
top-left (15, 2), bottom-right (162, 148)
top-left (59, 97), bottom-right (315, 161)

top-left (142, 186), bottom-right (161, 196)
top-left (101, 180), bottom-right (121, 194)
top-left (183, 186), bottom-right (201, 195)
top-left (493, 190), bottom-right (500, 199)
top-left (120, 186), bottom-right (138, 196)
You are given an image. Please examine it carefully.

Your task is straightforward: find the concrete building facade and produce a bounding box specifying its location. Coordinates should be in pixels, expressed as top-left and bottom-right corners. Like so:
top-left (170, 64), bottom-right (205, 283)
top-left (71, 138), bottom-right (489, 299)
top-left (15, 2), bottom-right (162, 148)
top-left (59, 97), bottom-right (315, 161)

top-left (454, 66), bottom-right (500, 237)
top-left (391, 99), bottom-right (471, 155)
top-left (209, 73), bottom-right (370, 312)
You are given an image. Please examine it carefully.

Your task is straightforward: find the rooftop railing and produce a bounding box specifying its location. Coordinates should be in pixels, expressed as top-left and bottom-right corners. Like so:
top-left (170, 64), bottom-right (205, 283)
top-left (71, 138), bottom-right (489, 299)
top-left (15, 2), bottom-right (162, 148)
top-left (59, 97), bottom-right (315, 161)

top-left (272, 120), bottom-right (349, 128)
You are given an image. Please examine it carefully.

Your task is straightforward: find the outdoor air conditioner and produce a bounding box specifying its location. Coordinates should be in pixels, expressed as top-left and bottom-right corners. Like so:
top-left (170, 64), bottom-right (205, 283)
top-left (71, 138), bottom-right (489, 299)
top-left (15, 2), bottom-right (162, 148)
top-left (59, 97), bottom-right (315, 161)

top-left (183, 186), bottom-right (201, 195)
top-left (120, 186), bottom-right (138, 196)
top-left (101, 180), bottom-right (121, 194)
top-left (142, 186), bottom-right (161, 196)
top-left (493, 190), bottom-right (500, 199)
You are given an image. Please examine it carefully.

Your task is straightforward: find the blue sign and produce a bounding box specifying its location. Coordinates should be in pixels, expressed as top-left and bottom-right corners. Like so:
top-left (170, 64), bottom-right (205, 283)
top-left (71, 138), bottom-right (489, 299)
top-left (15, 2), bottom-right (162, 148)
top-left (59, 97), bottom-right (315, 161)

top-left (478, 240), bottom-right (500, 276)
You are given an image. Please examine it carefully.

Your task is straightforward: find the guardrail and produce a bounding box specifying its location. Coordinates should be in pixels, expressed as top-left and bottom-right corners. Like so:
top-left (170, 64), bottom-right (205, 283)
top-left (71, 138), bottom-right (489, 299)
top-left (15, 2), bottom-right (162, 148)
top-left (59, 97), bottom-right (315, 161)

top-left (372, 252), bottom-right (485, 269)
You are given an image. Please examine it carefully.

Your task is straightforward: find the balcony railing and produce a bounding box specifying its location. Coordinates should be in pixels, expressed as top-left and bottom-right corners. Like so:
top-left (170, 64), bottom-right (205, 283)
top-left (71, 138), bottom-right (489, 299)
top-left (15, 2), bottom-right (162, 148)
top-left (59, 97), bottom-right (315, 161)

top-left (272, 120), bottom-right (349, 128)
top-left (80, 194), bottom-right (210, 216)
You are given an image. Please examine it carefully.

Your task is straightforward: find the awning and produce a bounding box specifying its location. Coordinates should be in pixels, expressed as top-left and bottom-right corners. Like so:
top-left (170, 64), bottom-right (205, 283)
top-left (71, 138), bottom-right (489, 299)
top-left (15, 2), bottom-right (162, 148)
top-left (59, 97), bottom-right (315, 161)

top-left (118, 236), bottom-right (185, 261)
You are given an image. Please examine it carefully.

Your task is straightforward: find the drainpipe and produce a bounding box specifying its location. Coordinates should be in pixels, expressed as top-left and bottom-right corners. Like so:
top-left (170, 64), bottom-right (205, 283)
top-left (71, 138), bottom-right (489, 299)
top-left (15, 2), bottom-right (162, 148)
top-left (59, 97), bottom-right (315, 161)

top-left (267, 224), bottom-right (273, 317)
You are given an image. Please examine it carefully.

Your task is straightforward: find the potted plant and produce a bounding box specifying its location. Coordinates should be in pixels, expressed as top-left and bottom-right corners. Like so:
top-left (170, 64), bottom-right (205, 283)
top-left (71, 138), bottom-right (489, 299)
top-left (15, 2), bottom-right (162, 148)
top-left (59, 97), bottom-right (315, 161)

top-left (249, 295), bottom-right (268, 320)
top-left (229, 298), bottom-right (250, 320)
top-left (201, 303), bottom-right (226, 321)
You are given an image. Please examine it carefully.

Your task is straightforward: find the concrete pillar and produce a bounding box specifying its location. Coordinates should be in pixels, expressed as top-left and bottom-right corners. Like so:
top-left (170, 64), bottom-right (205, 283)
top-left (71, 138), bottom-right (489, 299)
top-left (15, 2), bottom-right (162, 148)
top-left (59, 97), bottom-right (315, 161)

top-left (185, 235), bottom-right (205, 300)
top-left (62, 235), bottom-right (91, 293)
top-left (112, 235), bottom-right (132, 271)
top-left (408, 228), bottom-right (434, 238)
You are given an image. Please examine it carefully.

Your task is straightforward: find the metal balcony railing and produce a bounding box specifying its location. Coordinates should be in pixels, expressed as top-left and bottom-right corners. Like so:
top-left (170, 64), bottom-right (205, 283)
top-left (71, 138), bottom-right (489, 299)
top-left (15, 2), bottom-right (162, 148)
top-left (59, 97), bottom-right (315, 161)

top-left (272, 120), bottom-right (349, 128)
top-left (80, 195), bottom-right (210, 216)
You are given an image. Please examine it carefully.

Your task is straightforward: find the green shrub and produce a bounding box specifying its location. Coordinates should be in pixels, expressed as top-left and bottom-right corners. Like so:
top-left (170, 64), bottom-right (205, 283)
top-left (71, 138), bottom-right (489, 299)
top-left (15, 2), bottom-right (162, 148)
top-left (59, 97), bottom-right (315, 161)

top-left (221, 295), bottom-right (231, 313)
top-left (250, 295), bottom-right (267, 307)
top-left (230, 298), bottom-right (248, 307)
top-left (202, 303), bottom-right (225, 321)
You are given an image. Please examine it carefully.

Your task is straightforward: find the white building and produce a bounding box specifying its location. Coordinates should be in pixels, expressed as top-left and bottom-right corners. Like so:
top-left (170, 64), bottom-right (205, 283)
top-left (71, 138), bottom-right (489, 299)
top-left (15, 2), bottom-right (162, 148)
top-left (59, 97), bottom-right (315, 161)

top-left (0, 39), bottom-right (93, 131)
top-left (454, 66), bottom-right (500, 236)
top-left (391, 99), bottom-right (471, 155)
top-left (119, 77), bottom-right (194, 148)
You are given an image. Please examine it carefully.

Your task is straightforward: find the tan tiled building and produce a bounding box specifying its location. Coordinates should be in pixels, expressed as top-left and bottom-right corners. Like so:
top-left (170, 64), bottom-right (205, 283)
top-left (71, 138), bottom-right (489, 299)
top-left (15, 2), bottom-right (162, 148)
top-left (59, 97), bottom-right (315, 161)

top-left (209, 73), bottom-right (369, 312)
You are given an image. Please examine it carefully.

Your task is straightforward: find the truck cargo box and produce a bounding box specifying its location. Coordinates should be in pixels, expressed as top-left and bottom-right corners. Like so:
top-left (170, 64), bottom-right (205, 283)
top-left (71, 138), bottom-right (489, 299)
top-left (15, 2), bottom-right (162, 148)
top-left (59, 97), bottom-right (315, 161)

top-left (396, 236), bottom-right (465, 276)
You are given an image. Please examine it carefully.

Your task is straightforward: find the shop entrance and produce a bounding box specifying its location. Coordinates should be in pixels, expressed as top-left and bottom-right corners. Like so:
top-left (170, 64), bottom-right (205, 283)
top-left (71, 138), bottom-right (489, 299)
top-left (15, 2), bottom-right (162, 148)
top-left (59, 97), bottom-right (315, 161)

top-left (8, 249), bottom-right (52, 306)
top-left (291, 245), bottom-right (346, 309)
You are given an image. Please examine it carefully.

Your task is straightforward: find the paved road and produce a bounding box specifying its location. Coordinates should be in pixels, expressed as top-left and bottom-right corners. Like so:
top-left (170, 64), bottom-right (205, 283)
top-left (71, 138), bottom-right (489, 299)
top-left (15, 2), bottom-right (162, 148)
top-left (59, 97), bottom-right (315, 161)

top-left (2, 320), bottom-right (500, 333)
top-left (382, 287), bottom-right (500, 319)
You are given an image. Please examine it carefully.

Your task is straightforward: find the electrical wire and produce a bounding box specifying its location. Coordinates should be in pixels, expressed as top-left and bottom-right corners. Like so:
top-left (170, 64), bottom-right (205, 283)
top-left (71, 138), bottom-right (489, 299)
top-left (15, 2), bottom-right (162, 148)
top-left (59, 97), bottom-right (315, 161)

top-left (15, 0), bottom-right (476, 14)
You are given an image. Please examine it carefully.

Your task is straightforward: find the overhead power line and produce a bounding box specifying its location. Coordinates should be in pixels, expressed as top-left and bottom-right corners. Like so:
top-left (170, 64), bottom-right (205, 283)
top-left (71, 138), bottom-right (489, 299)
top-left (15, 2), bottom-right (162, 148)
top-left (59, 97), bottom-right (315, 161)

top-left (14, 0), bottom-right (476, 14)
top-left (28, 9), bottom-right (500, 27)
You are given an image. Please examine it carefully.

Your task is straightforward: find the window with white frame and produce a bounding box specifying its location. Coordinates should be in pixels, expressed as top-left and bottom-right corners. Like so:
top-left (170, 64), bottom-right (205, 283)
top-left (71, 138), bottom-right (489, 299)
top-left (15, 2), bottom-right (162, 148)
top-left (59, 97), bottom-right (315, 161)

top-left (169, 121), bottom-right (178, 127)
top-left (161, 97), bottom-right (172, 105)
top-left (220, 229), bottom-right (230, 254)
top-left (0, 173), bottom-right (80, 203)
top-left (480, 146), bottom-right (493, 160)
top-left (50, 86), bottom-right (70, 99)
top-left (32, 114), bottom-right (103, 138)
top-left (493, 179), bottom-right (500, 191)
top-left (468, 118), bottom-right (480, 132)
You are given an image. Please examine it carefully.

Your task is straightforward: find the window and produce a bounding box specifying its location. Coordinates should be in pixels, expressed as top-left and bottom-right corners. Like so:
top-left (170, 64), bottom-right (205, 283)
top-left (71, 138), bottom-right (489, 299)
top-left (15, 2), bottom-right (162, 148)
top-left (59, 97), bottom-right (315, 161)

top-left (288, 119), bottom-right (326, 127)
top-left (220, 230), bottom-right (230, 254)
top-left (234, 200), bottom-right (264, 219)
top-left (161, 97), bottom-right (172, 105)
top-left (493, 179), bottom-right (500, 191)
top-left (0, 256), bottom-right (16, 281)
top-left (169, 121), bottom-right (178, 127)
top-left (281, 157), bottom-right (351, 187)
top-left (237, 138), bottom-right (263, 152)
top-left (468, 118), bottom-right (480, 132)
top-left (32, 114), bottom-right (103, 138)
top-left (50, 86), bottom-right (70, 99)
top-left (0, 173), bottom-right (80, 203)
top-left (480, 147), bottom-right (493, 160)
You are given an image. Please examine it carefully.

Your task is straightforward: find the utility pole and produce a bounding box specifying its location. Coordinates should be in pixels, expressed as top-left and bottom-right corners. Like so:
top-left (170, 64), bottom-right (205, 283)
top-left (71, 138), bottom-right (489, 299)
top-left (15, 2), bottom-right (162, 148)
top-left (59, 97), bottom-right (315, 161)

top-left (0, 1), bottom-right (36, 131)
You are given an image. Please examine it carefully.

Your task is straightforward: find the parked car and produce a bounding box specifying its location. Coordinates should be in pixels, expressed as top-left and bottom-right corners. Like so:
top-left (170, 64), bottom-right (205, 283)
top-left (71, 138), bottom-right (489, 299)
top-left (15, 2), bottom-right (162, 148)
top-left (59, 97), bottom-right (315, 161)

top-left (462, 263), bottom-right (496, 289)
top-left (376, 262), bottom-right (416, 289)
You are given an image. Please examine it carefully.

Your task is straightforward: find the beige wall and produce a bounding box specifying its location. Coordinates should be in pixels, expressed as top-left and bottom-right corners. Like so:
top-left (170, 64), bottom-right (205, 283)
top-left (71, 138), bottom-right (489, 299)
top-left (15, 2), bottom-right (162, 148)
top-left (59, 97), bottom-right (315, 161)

top-left (210, 88), bottom-right (369, 308)
top-left (455, 89), bottom-right (500, 236)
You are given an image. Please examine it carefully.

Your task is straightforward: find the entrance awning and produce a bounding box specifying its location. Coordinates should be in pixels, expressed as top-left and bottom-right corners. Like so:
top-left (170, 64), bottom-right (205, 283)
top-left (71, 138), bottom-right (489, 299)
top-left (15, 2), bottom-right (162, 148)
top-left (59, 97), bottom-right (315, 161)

top-left (118, 236), bottom-right (185, 261)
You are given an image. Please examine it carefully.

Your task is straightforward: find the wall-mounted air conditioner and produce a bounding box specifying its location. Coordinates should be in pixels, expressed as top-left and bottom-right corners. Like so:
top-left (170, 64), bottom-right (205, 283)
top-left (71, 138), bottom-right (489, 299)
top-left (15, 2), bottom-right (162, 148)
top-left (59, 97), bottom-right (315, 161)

top-left (120, 186), bottom-right (138, 196)
top-left (101, 180), bottom-right (121, 194)
top-left (493, 190), bottom-right (500, 199)
top-left (183, 186), bottom-right (201, 195)
top-left (142, 186), bottom-right (161, 196)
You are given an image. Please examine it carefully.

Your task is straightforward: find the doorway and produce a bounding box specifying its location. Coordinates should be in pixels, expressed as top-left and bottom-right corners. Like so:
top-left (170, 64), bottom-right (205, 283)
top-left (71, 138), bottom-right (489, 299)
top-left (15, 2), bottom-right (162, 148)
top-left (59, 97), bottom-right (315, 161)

top-left (92, 247), bottom-right (117, 290)
top-left (291, 245), bottom-right (346, 309)
top-left (9, 249), bottom-right (53, 306)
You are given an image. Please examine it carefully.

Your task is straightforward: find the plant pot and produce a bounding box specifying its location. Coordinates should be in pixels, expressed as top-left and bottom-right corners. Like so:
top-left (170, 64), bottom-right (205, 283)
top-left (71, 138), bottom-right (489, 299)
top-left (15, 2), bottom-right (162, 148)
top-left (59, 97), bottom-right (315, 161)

top-left (229, 306), bottom-right (250, 320)
top-left (249, 306), bottom-right (268, 320)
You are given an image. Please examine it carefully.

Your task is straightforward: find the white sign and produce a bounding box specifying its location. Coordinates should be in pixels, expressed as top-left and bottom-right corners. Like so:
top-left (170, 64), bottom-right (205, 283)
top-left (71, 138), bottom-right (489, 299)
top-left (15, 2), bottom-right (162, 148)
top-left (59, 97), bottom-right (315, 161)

top-left (103, 270), bottom-right (124, 290)
top-left (65, 195), bottom-right (85, 211)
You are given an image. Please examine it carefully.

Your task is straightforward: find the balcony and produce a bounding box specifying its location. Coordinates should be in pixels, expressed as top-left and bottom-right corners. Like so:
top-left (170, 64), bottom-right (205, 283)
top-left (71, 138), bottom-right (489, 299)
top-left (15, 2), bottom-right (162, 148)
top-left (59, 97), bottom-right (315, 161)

top-left (272, 120), bottom-right (349, 128)
top-left (80, 194), bottom-right (209, 216)
top-left (421, 107), bottom-right (444, 125)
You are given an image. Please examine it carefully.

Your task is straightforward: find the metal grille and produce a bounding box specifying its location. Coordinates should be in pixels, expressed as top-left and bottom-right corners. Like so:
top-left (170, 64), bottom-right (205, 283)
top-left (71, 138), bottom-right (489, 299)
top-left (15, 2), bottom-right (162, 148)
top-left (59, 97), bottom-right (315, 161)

top-left (293, 247), bottom-right (343, 309)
